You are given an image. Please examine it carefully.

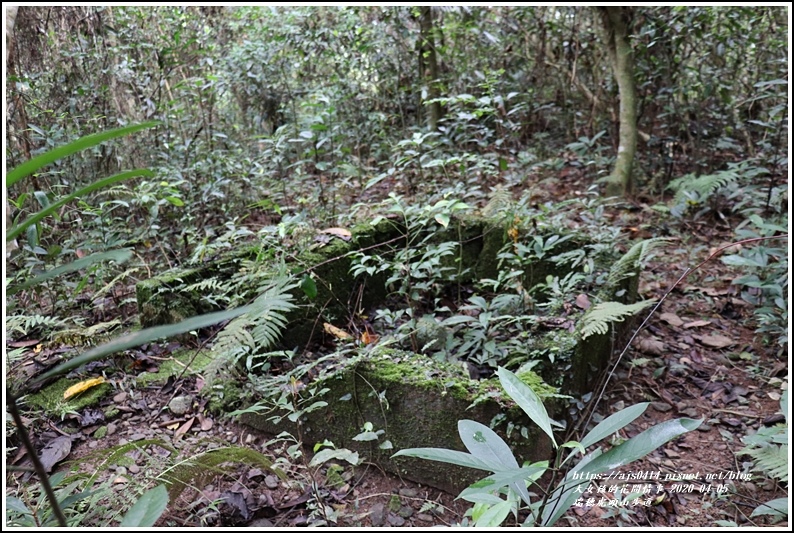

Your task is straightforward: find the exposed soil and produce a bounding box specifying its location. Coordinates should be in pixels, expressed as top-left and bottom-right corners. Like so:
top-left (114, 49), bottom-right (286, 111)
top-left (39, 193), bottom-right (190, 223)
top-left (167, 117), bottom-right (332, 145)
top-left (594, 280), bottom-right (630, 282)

top-left (6, 169), bottom-right (787, 528)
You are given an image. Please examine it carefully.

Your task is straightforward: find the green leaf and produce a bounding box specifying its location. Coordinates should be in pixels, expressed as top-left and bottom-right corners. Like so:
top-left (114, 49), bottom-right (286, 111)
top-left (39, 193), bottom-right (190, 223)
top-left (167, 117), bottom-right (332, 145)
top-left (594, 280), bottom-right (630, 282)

top-left (352, 431), bottom-right (379, 442)
top-left (435, 213), bottom-right (450, 228)
top-left (6, 122), bottom-right (160, 187)
top-left (458, 420), bottom-right (518, 469)
top-left (309, 448), bottom-right (360, 467)
top-left (7, 169), bottom-right (154, 242)
top-left (473, 499), bottom-right (513, 527)
top-left (750, 497), bottom-right (788, 518)
top-left (580, 402), bottom-right (649, 450)
top-left (300, 275), bottom-right (317, 299)
top-left (28, 303), bottom-right (262, 388)
top-left (7, 249), bottom-right (133, 295)
top-left (119, 484), bottom-right (168, 527)
top-left (458, 420), bottom-right (531, 505)
top-left (6, 496), bottom-right (31, 515)
top-left (541, 417), bottom-right (701, 527)
top-left (392, 447), bottom-right (502, 472)
top-left (25, 223), bottom-right (38, 247)
top-left (497, 367), bottom-right (556, 448)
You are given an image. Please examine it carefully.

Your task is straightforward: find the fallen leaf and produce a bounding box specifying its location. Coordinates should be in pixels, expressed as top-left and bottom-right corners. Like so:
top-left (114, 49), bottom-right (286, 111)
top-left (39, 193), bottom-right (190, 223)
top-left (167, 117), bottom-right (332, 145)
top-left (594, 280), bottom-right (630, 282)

top-left (324, 322), bottom-right (353, 340)
top-left (7, 339), bottom-right (41, 348)
top-left (700, 286), bottom-right (729, 297)
top-left (174, 417), bottom-right (195, 440)
top-left (639, 337), bottom-right (665, 356)
top-left (575, 293), bottom-right (591, 310)
top-left (39, 436), bottom-right (72, 472)
top-left (197, 413), bottom-right (213, 431)
top-left (683, 320), bottom-right (711, 329)
top-left (659, 312), bottom-right (684, 327)
top-left (63, 377), bottom-right (106, 400)
top-left (360, 330), bottom-right (379, 345)
top-left (319, 227), bottom-right (352, 241)
top-left (695, 334), bottom-right (735, 349)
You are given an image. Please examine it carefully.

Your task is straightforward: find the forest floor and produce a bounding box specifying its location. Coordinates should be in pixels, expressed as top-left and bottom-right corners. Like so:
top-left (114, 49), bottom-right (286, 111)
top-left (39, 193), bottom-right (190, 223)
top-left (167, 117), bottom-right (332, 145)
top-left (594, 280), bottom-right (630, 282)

top-left (6, 169), bottom-right (788, 528)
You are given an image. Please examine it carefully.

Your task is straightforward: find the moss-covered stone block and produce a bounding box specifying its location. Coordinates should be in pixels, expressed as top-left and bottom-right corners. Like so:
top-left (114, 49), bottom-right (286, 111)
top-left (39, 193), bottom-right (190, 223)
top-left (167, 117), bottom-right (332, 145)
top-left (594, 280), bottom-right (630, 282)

top-left (27, 377), bottom-right (112, 418)
top-left (240, 350), bottom-right (556, 494)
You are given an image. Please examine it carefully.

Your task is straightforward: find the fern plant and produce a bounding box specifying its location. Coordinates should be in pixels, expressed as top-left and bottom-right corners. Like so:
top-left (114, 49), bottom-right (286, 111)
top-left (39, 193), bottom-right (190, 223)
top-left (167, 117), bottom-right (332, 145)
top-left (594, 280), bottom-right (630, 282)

top-left (666, 160), bottom-right (769, 218)
top-left (606, 237), bottom-right (669, 287)
top-left (739, 390), bottom-right (788, 483)
top-left (579, 300), bottom-right (656, 340)
top-left (204, 275), bottom-right (297, 381)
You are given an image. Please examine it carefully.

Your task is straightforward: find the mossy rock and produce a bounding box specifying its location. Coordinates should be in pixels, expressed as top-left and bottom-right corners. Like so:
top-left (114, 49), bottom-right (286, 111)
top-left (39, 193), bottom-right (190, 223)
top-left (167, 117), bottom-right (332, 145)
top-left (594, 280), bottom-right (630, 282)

top-left (240, 349), bottom-right (557, 494)
top-left (26, 377), bottom-right (112, 418)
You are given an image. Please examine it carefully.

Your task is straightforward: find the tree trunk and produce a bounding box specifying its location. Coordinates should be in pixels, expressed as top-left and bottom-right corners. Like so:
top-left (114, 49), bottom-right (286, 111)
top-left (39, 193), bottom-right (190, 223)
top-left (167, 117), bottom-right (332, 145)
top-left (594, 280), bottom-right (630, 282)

top-left (418, 6), bottom-right (442, 130)
top-left (6, 6), bottom-right (19, 256)
top-left (599, 7), bottom-right (638, 197)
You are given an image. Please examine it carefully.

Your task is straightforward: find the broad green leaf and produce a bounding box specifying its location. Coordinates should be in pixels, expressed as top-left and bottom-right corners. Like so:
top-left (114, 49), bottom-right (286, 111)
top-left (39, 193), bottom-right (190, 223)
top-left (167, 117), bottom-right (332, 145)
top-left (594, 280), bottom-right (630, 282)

top-left (309, 448), bottom-right (360, 467)
top-left (6, 121), bottom-right (160, 187)
top-left (392, 447), bottom-right (502, 472)
top-left (119, 484), bottom-right (168, 527)
top-left (435, 213), bottom-right (450, 228)
top-left (473, 499), bottom-right (513, 527)
top-left (579, 402), bottom-right (649, 449)
top-left (458, 420), bottom-right (531, 505)
top-left (7, 249), bottom-right (133, 295)
top-left (750, 497), bottom-right (788, 518)
top-left (29, 303), bottom-right (261, 387)
top-left (6, 496), bottom-right (31, 515)
top-left (542, 417), bottom-right (701, 526)
top-left (24, 223), bottom-right (38, 247)
top-left (458, 488), bottom-right (505, 505)
top-left (458, 420), bottom-right (517, 469)
top-left (300, 275), bottom-right (317, 299)
top-left (497, 367), bottom-right (557, 448)
top-left (7, 169), bottom-right (154, 242)
top-left (440, 315), bottom-right (478, 326)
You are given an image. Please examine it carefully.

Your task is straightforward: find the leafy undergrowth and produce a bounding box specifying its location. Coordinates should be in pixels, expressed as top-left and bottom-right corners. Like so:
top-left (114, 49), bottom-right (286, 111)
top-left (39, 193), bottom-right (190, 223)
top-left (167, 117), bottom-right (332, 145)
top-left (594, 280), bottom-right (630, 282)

top-left (6, 163), bottom-right (788, 527)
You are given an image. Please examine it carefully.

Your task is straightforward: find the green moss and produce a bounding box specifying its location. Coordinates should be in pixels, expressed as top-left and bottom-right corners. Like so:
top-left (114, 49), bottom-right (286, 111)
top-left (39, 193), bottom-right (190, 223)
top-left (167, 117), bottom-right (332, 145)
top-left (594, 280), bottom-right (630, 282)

top-left (27, 378), bottom-right (111, 418)
top-left (135, 349), bottom-right (215, 387)
top-left (93, 426), bottom-right (108, 439)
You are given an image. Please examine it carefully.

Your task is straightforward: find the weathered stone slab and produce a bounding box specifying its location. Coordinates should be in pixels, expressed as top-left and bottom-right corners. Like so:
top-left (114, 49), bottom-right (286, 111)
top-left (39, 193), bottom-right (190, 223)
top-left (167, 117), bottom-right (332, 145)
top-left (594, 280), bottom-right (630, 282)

top-left (240, 349), bottom-right (557, 494)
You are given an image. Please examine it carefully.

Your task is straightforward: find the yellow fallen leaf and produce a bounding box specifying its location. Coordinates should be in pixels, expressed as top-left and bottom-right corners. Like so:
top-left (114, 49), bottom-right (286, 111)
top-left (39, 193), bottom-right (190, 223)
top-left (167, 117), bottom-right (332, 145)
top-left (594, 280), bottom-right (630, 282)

top-left (324, 322), bottom-right (353, 340)
top-left (63, 377), bottom-right (106, 400)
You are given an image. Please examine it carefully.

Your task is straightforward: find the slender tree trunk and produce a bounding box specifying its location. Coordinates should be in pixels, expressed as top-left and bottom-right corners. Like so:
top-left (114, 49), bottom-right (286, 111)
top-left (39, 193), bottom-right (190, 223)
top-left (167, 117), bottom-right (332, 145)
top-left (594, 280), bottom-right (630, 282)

top-left (6, 6), bottom-right (20, 256)
top-left (599, 7), bottom-right (638, 197)
top-left (418, 6), bottom-right (442, 130)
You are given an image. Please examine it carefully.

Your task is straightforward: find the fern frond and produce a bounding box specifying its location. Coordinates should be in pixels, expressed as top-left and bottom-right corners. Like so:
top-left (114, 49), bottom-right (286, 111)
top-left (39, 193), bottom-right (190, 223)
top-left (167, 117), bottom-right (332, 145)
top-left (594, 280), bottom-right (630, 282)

top-left (6, 314), bottom-right (69, 337)
top-left (160, 446), bottom-right (285, 501)
top-left (92, 267), bottom-right (140, 300)
top-left (607, 238), bottom-right (670, 286)
top-left (482, 186), bottom-right (513, 218)
top-left (667, 161), bottom-right (765, 208)
top-left (52, 319), bottom-right (122, 346)
top-left (580, 300), bottom-right (656, 339)
top-left (742, 440), bottom-right (788, 482)
top-left (206, 275), bottom-right (297, 380)
top-left (180, 277), bottom-right (225, 294)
